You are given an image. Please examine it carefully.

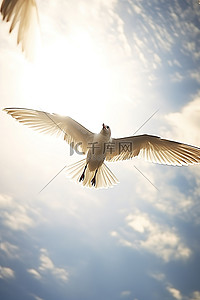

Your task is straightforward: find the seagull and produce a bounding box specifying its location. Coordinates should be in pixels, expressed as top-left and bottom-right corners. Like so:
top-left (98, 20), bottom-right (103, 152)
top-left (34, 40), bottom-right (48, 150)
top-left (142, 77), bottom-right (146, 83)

top-left (3, 107), bottom-right (200, 189)
top-left (1, 0), bottom-right (39, 58)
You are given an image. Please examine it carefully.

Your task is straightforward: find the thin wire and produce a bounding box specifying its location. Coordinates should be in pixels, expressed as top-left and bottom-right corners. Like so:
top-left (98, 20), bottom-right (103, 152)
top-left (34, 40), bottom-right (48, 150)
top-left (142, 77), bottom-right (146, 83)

top-left (132, 108), bottom-right (160, 191)
top-left (38, 165), bottom-right (67, 194)
top-left (35, 108), bottom-right (68, 194)
top-left (42, 110), bottom-right (68, 136)
top-left (133, 108), bottom-right (159, 136)
top-left (134, 165), bottom-right (159, 191)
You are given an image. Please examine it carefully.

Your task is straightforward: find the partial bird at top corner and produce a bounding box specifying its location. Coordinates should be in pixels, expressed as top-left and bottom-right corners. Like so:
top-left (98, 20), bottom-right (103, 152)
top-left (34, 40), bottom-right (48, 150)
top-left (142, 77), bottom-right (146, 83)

top-left (1, 0), bottom-right (40, 60)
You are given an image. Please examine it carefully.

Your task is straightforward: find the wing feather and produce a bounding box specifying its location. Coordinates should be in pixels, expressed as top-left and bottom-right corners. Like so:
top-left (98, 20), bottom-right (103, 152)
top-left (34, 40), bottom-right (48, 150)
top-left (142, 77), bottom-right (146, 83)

top-left (3, 107), bottom-right (94, 153)
top-left (106, 134), bottom-right (200, 166)
top-left (1, 0), bottom-right (40, 59)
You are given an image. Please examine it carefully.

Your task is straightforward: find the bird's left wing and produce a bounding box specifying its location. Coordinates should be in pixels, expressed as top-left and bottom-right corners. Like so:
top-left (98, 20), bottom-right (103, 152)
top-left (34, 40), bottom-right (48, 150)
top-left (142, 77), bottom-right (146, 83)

top-left (3, 107), bottom-right (94, 153)
top-left (106, 134), bottom-right (200, 166)
top-left (1, 0), bottom-right (40, 59)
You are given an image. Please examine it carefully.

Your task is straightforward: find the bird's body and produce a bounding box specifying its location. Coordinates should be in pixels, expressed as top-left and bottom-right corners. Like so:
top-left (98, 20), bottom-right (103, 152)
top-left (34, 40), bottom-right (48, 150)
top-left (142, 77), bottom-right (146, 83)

top-left (78, 125), bottom-right (113, 186)
top-left (87, 127), bottom-right (111, 171)
top-left (3, 107), bottom-right (200, 189)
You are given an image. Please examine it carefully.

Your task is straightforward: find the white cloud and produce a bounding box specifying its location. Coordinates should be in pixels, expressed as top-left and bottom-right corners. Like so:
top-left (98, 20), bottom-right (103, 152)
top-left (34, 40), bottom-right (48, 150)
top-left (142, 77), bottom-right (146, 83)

top-left (153, 53), bottom-right (162, 67)
top-left (0, 194), bottom-right (43, 232)
top-left (110, 231), bottom-right (118, 237)
top-left (154, 28), bottom-right (174, 52)
top-left (0, 266), bottom-right (15, 279)
top-left (151, 273), bottom-right (200, 300)
top-left (41, 0), bottom-right (131, 60)
top-left (150, 272), bottom-right (200, 300)
top-left (190, 71), bottom-right (200, 84)
top-left (168, 59), bottom-right (182, 68)
top-left (170, 71), bottom-right (184, 82)
top-left (3, 208), bottom-right (34, 231)
top-left (132, 32), bottom-right (162, 72)
top-left (167, 286), bottom-right (182, 300)
top-left (30, 294), bottom-right (44, 300)
top-left (0, 194), bottom-right (13, 208)
top-left (131, 3), bottom-right (142, 14)
top-left (120, 290), bottom-right (131, 297)
top-left (165, 93), bottom-right (200, 145)
top-left (0, 241), bottom-right (19, 259)
top-left (184, 41), bottom-right (196, 53)
top-left (131, 155), bottom-right (200, 226)
top-left (27, 269), bottom-right (41, 280)
top-left (26, 249), bottom-right (69, 283)
top-left (112, 210), bottom-right (191, 262)
top-left (39, 249), bottom-right (54, 270)
top-left (189, 291), bottom-right (200, 300)
top-left (149, 272), bottom-right (165, 282)
top-left (136, 177), bottom-right (195, 218)
top-left (39, 248), bottom-right (69, 282)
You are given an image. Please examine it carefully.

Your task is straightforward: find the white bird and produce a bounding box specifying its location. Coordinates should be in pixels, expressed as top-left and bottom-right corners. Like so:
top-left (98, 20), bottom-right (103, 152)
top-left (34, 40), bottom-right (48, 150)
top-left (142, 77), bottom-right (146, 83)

top-left (1, 0), bottom-right (39, 59)
top-left (3, 107), bottom-right (200, 189)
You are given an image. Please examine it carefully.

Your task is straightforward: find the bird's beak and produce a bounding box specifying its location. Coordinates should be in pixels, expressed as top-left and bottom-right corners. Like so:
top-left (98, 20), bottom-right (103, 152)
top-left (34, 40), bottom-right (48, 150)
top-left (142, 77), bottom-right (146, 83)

top-left (102, 123), bottom-right (106, 130)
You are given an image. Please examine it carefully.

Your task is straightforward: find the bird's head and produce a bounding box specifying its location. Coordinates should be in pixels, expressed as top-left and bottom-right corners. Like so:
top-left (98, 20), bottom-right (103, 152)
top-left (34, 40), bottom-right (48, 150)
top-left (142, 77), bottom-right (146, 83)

top-left (101, 123), bottom-right (111, 137)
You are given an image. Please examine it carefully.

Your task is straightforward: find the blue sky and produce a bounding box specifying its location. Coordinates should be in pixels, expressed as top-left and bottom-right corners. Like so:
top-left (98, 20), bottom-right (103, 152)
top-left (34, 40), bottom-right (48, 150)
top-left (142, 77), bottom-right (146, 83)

top-left (1, 0), bottom-right (200, 299)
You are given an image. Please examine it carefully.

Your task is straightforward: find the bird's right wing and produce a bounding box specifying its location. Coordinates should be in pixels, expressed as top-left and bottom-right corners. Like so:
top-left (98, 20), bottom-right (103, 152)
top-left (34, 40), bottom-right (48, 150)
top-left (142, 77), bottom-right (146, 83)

top-left (106, 134), bottom-right (200, 166)
top-left (3, 107), bottom-right (94, 153)
top-left (1, 0), bottom-right (40, 59)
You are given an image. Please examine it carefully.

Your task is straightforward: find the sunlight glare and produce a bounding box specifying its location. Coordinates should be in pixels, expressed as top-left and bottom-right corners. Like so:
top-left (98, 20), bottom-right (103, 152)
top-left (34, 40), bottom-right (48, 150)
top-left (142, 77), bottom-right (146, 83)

top-left (23, 29), bottom-right (113, 130)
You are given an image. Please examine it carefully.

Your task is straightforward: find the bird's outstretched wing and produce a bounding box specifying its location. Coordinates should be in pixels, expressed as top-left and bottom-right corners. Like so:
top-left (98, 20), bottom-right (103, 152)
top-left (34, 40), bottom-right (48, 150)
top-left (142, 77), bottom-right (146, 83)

top-left (1, 0), bottom-right (40, 59)
top-left (3, 108), bottom-right (94, 153)
top-left (106, 134), bottom-right (200, 166)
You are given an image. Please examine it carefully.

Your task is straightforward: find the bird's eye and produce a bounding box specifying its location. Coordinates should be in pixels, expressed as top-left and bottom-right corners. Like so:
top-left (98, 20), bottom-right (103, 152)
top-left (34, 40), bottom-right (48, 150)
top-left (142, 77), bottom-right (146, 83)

top-left (107, 126), bottom-right (109, 129)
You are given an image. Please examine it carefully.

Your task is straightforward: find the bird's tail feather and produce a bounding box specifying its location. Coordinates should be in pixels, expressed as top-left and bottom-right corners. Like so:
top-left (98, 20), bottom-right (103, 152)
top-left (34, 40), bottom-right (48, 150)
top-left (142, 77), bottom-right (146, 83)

top-left (66, 159), bottom-right (119, 189)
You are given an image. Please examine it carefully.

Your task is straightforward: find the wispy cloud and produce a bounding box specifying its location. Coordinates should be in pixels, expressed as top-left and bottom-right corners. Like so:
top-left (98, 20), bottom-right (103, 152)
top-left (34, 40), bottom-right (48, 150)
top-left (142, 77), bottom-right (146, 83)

top-left (2, 207), bottom-right (35, 231)
top-left (170, 71), bottom-right (184, 82)
top-left (168, 59), bottom-right (182, 68)
top-left (27, 248), bottom-right (69, 283)
top-left (120, 290), bottom-right (131, 297)
top-left (39, 248), bottom-right (69, 282)
top-left (149, 271), bottom-right (165, 282)
top-left (0, 241), bottom-right (19, 259)
top-left (30, 294), bottom-right (44, 300)
top-left (190, 71), bottom-right (200, 84)
top-left (189, 291), bottom-right (200, 300)
top-left (27, 268), bottom-right (41, 280)
top-left (165, 92), bottom-right (200, 145)
top-left (150, 271), bottom-right (200, 300)
top-left (111, 210), bottom-right (191, 262)
top-left (0, 266), bottom-right (15, 279)
top-left (0, 194), bottom-right (43, 232)
top-left (0, 197), bottom-right (34, 231)
top-left (166, 286), bottom-right (182, 300)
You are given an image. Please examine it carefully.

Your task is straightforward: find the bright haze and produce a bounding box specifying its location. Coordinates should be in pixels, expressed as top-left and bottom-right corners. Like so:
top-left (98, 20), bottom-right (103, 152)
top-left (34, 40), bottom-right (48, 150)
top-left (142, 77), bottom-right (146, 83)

top-left (1, 1), bottom-right (200, 300)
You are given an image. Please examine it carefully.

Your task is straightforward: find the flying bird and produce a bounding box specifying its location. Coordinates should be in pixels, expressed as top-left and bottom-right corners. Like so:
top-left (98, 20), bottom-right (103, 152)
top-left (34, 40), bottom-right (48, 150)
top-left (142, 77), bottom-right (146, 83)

top-left (1, 0), bottom-right (39, 58)
top-left (3, 107), bottom-right (200, 189)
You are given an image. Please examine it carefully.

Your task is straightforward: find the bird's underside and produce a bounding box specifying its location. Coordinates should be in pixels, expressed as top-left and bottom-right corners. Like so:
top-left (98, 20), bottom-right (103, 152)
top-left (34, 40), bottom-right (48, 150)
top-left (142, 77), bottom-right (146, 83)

top-left (66, 159), bottom-right (118, 189)
top-left (3, 107), bottom-right (200, 189)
